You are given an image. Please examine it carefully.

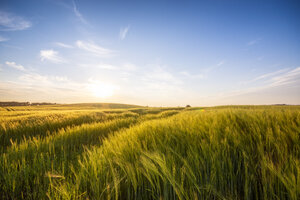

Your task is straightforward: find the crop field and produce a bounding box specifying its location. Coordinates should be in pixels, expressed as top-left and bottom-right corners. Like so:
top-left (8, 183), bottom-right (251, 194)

top-left (0, 104), bottom-right (299, 200)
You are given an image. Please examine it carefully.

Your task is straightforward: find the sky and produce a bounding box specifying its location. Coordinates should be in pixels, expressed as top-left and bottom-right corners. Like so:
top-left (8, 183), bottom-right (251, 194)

top-left (0, 0), bottom-right (299, 106)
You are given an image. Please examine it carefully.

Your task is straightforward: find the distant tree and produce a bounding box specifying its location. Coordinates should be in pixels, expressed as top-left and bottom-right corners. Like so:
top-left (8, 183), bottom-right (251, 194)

top-left (186, 105), bottom-right (191, 108)
top-left (0, 101), bottom-right (56, 107)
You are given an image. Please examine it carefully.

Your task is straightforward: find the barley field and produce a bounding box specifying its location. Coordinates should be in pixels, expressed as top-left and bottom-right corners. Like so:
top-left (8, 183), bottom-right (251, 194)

top-left (0, 104), bottom-right (299, 199)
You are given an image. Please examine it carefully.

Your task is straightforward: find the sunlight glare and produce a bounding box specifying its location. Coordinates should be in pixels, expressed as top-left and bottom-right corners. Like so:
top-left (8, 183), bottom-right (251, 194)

top-left (88, 82), bottom-right (116, 98)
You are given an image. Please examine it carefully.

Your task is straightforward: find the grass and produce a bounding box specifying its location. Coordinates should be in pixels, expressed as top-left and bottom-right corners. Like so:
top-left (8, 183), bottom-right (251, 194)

top-left (0, 110), bottom-right (142, 151)
top-left (0, 105), bottom-right (299, 199)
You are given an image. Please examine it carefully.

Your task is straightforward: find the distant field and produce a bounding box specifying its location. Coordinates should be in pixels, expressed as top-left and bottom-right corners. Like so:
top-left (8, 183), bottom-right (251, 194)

top-left (0, 104), bottom-right (299, 199)
top-left (0, 102), bottom-right (143, 111)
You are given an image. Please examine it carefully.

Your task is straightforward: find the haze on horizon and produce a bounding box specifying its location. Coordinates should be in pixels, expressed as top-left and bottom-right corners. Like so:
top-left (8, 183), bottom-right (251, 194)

top-left (0, 0), bottom-right (299, 107)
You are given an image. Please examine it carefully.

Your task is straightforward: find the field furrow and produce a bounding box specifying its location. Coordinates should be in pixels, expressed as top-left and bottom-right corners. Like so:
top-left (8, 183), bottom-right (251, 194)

top-left (0, 105), bottom-right (299, 200)
top-left (0, 109), bottom-right (181, 199)
top-left (49, 109), bottom-right (300, 200)
top-left (0, 111), bottom-right (139, 152)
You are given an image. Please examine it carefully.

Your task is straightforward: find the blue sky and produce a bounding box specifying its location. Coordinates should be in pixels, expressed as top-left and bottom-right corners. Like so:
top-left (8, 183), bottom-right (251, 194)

top-left (0, 0), bottom-right (299, 106)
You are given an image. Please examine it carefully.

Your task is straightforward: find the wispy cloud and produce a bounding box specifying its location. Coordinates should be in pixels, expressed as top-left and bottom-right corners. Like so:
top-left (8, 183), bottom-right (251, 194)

top-left (119, 25), bottom-right (130, 40)
top-left (72, 0), bottom-right (87, 24)
top-left (96, 63), bottom-right (119, 70)
top-left (76, 40), bottom-right (115, 57)
top-left (80, 62), bottom-right (137, 71)
top-left (202, 60), bottom-right (226, 75)
top-left (217, 60), bottom-right (225, 67)
top-left (144, 66), bottom-right (182, 85)
top-left (136, 66), bottom-right (186, 101)
top-left (0, 11), bottom-right (31, 31)
top-left (19, 73), bottom-right (70, 84)
top-left (0, 71), bottom-right (121, 103)
top-left (180, 71), bottom-right (204, 79)
top-left (147, 67), bottom-right (175, 82)
top-left (251, 68), bottom-right (290, 82)
top-left (257, 56), bottom-right (264, 61)
top-left (55, 42), bottom-right (73, 48)
top-left (229, 67), bottom-right (300, 98)
top-left (270, 67), bottom-right (300, 87)
top-left (0, 35), bottom-right (9, 42)
top-left (123, 63), bottom-right (137, 71)
top-left (247, 38), bottom-right (261, 46)
top-left (40, 49), bottom-right (66, 63)
top-left (0, 80), bottom-right (79, 103)
top-left (5, 61), bottom-right (26, 71)
top-left (19, 73), bottom-right (49, 83)
top-left (1, 44), bottom-right (22, 49)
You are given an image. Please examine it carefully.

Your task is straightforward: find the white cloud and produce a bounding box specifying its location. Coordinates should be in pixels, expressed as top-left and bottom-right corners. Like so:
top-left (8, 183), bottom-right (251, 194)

top-left (119, 25), bottom-right (130, 40)
top-left (200, 60), bottom-right (225, 76)
top-left (144, 66), bottom-right (182, 85)
top-left (0, 73), bottom-right (89, 103)
top-left (19, 73), bottom-right (49, 83)
top-left (180, 71), bottom-right (204, 79)
top-left (76, 40), bottom-right (115, 57)
top-left (257, 56), bottom-right (264, 61)
top-left (217, 60), bottom-right (225, 66)
top-left (72, 0), bottom-right (87, 24)
top-left (247, 38), bottom-right (261, 46)
top-left (147, 67), bottom-right (174, 81)
top-left (0, 35), bottom-right (9, 42)
top-left (270, 67), bottom-right (300, 87)
top-left (123, 63), bottom-right (137, 71)
top-left (0, 11), bottom-right (32, 31)
top-left (79, 62), bottom-right (137, 72)
top-left (5, 61), bottom-right (26, 71)
top-left (227, 67), bottom-right (300, 98)
top-left (19, 73), bottom-right (70, 85)
top-left (55, 42), bottom-right (73, 48)
top-left (96, 63), bottom-right (136, 71)
top-left (0, 44), bottom-right (22, 49)
top-left (96, 63), bottom-right (119, 70)
top-left (251, 68), bottom-right (290, 82)
top-left (17, 72), bottom-right (117, 100)
top-left (40, 49), bottom-right (66, 63)
top-left (53, 76), bottom-right (70, 82)
top-left (135, 67), bottom-right (186, 102)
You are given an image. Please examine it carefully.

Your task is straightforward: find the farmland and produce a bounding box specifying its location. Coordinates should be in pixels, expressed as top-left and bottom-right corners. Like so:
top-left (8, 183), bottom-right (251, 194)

top-left (0, 104), bottom-right (299, 199)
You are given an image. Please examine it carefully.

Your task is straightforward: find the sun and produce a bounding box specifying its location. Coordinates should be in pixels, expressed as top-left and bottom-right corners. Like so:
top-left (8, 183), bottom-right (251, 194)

top-left (88, 82), bottom-right (115, 98)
